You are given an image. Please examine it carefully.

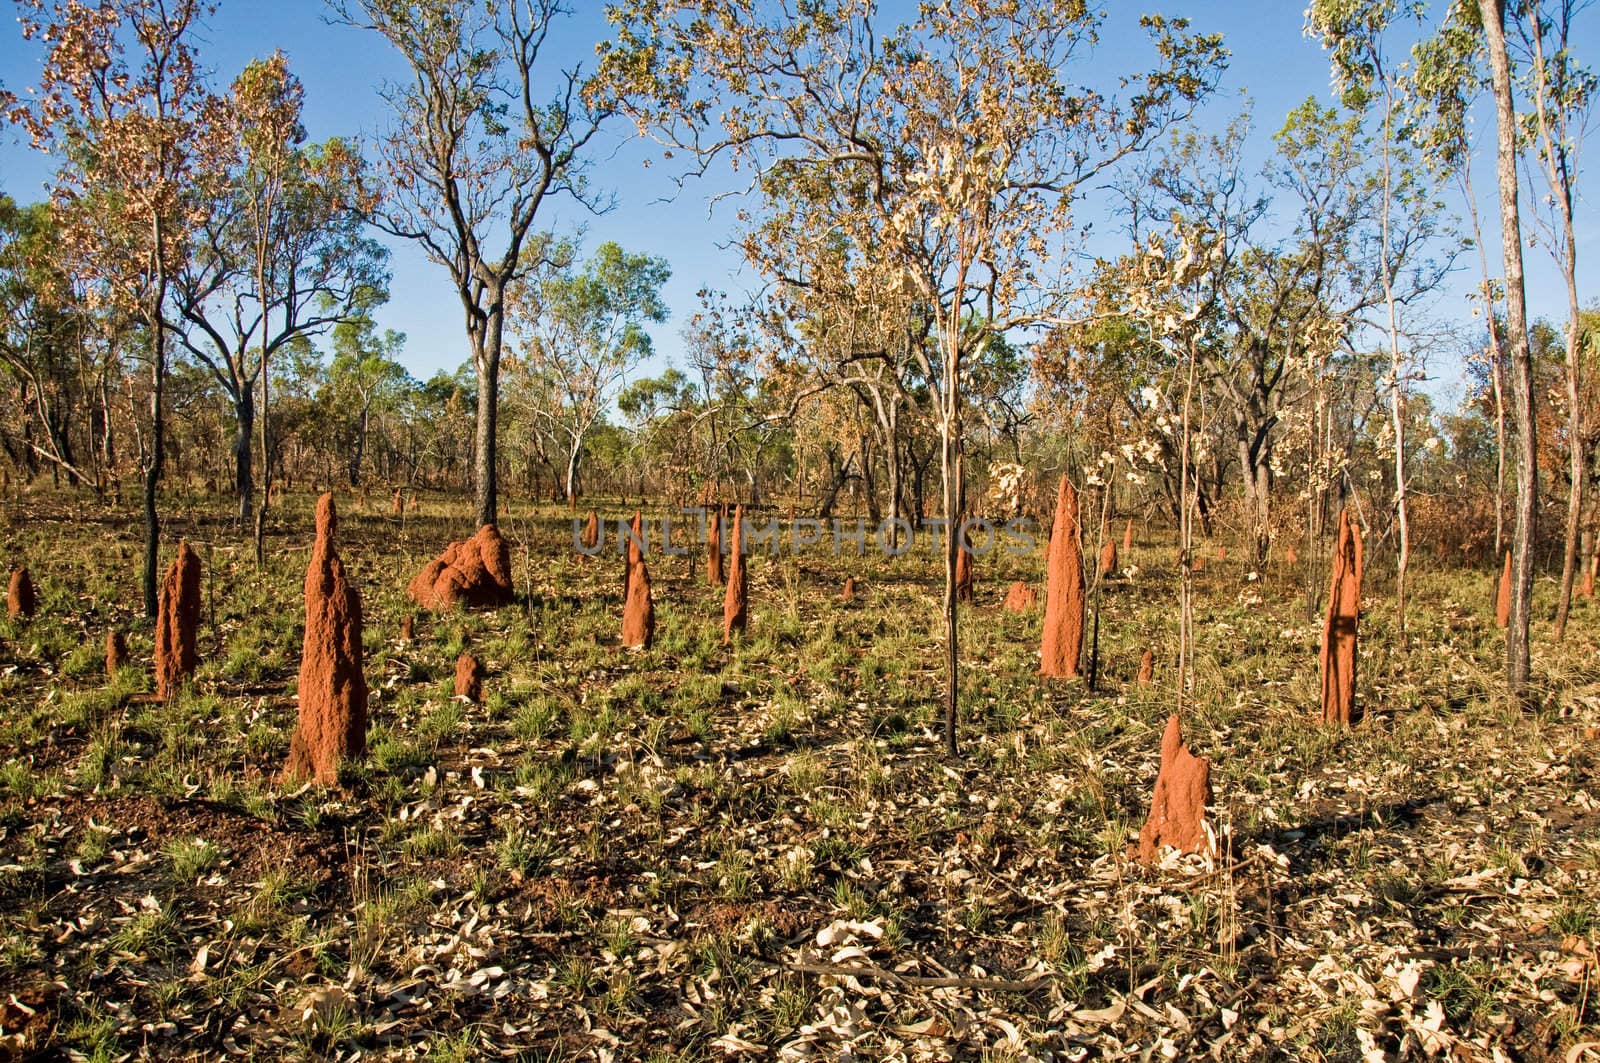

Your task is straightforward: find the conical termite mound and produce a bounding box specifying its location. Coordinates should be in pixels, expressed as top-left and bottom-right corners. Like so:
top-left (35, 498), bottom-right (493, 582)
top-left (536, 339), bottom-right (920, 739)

top-left (1136, 714), bottom-right (1213, 863)
top-left (407, 525), bottom-right (515, 611)
top-left (400, 614), bottom-right (415, 643)
top-left (7, 565), bottom-right (35, 620)
top-left (390, 489), bottom-right (403, 516)
top-left (1122, 518), bottom-right (1134, 553)
top-left (579, 510), bottom-right (600, 560)
top-left (455, 652), bottom-right (482, 703)
top-left (105, 630), bottom-right (128, 677)
top-left (1099, 539), bottom-right (1118, 577)
top-left (621, 541), bottom-right (655, 649)
top-left (955, 532), bottom-right (975, 604)
top-left (154, 542), bottom-right (202, 702)
top-left (707, 504), bottom-right (725, 586)
top-left (1319, 507), bottom-right (1363, 727)
top-left (840, 576), bottom-right (855, 602)
top-left (284, 494), bottom-right (368, 785)
top-left (1003, 581), bottom-right (1037, 613)
top-left (1040, 476), bottom-right (1085, 678)
top-left (1136, 647), bottom-right (1154, 686)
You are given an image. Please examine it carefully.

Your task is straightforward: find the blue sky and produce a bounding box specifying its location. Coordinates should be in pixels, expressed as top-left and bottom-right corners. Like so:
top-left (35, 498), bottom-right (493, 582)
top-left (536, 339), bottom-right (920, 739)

top-left (1, 1), bottom-right (1592, 408)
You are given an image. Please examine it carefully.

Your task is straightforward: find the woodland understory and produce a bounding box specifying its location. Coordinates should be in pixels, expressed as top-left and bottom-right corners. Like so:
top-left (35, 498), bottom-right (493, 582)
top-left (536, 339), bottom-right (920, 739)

top-left (1, 487), bottom-right (1597, 1062)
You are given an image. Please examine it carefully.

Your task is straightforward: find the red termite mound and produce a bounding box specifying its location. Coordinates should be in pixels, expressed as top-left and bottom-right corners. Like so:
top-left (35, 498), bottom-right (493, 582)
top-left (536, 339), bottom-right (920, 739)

top-left (840, 576), bottom-right (855, 602)
top-left (407, 525), bottom-right (515, 611)
top-left (1003, 581), bottom-right (1038, 612)
top-left (707, 504), bottom-right (725, 586)
top-left (1040, 476), bottom-right (1086, 677)
top-left (400, 614), bottom-right (415, 643)
top-left (723, 504), bottom-right (748, 644)
top-left (1137, 714), bottom-right (1212, 863)
top-left (1099, 539), bottom-right (1119, 577)
top-left (580, 510), bottom-right (600, 558)
top-left (621, 549), bottom-right (655, 649)
top-left (1285, 545), bottom-right (1298, 566)
top-left (285, 494), bottom-right (368, 785)
top-left (1192, 554), bottom-right (1206, 573)
top-left (623, 511), bottom-right (644, 600)
top-left (105, 630), bottom-right (128, 677)
top-left (1494, 549), bottom-right (1511, 628)
top-left (1215, 544), bottom-right (1227, 562)
top-left (7, 565), bottom-right (35, 619)
top-left (390, 489), bottom-right (403, 516)
top-left (1123, 518), bottom-right (1134, 553)
top-left (1319, 507), bottom-right (1364, 727)
top-left (1137, 647), bottom-right (1154, 686)
top-left (955, 535), bottom-right (974, 604)
top-left (455, 652), bottom-right (482, 702)
top-left (154, 542), bottom-right (202, 702)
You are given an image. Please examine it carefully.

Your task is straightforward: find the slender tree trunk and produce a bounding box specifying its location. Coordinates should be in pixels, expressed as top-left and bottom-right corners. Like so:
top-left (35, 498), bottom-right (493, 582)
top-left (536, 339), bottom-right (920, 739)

top-left (475, 305), bottom-right (503, 527)
top-left (1480, 0), bottom-right (1537, 695)
top-left (234, 388), bottom-right (254, 524)
top-left (143, 225), bottom-right (168, 619)
top-left (254, 255), bottom-right (271, 566)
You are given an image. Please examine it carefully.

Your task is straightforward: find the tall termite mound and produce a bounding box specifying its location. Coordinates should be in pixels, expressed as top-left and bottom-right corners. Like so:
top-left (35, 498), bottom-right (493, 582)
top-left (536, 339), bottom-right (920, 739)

top-left (105, 630), bottom-right (128, 677)
top-left (707, 504), bottom-right (726, 586)
top-left (1099, 538), bottom-right (1119, 577)
top-left (407, 525), bottom-right (515, 611)
top-left (1040, 476), bottom-right (1086, 677)
top-left (1137, 715), bottom-right (1212, 863)
top-left (390, 489), bottom-right (403, 516)
top-left (1136, 647), bottom-right (1154, 686)
top-left (154, 542), bottom-right (202, 702)
top-left (7, 565), bottom-right (35, 619)
top-left (285, 495), bottom-right (368, 785)
top-left (1003, 581), bottom-right (1037, 612)
top-left (955, 530), bottom-right (974, 604)
top-left (579, 510), bottom-right (600, 559)
top-left (455, 652), bottom-right (482, 702)
top-left (621, 525), bottom-right (655, 649)
top-left (1494, 549), bottom-right (1511, 628)
top-left (1123, 518), bottom-right (1134, 553)
top-left (1319, 507), bottom-right (1363, 727)
top-left (840, 576), bottom-right (856, 602)
top-left (723, 504), bottom-right (748, 644)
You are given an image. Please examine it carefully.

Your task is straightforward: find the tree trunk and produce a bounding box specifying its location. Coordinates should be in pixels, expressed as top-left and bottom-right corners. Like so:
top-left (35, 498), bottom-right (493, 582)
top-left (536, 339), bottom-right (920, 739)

top-left (144, 231), bottom-right (168, 620)
top-left (940, 342), bottom-right (961, 757)
top-left (474, 307), bottom-right (503, 528)
top-left (234, 388), bottom-right (254, 523)
top-left (1480, 0), bottom-right (1537, 696)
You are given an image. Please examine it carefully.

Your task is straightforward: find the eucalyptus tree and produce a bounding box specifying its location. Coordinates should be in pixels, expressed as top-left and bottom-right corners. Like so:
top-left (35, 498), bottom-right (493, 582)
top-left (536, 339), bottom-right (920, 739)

top-left (172, 54), bottom-right (388, 539)
top-left (599, 0), bottom-right (1225, 754)
top-left (10, 0), bottom-right (223, 616)
top-left (332, 0), bottom-right (614, 528)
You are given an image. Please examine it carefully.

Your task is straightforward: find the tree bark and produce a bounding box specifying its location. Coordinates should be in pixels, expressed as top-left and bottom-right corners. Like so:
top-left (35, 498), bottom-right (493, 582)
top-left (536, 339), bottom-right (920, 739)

top-left (1479, 0), bottom-right (1537, 696)
top-left (474, 302), bottom-right (504, 528)
top-left (234, 388), bottom-right (254, 523)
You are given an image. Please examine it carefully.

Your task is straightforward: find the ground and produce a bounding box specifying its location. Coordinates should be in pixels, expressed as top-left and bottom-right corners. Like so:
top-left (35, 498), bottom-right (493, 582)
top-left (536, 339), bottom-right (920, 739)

top-left (1, 488), bottom-right (1597, 1062)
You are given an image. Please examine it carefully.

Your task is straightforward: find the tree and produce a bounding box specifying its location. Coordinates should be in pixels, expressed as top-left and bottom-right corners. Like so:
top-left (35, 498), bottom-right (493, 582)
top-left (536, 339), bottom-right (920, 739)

top-left (10, 0), bottom-right (222, 617)
top-left (601, 0), bottom-right (1225, 755)
top-left (1310, 0), bottom-right (1464, 637)
top-left (508, 239), bottom-right (670, 502)
top-left (172, 54), bottom-right (388, 540)
top-left (332, 0), bottom-right (613, 528)
top-left (1478, 0), bottom-right (1539, 695)
top-left (1512, 0), bottom-right (1593, 640)
top-left (326, 315), bottom-right (409, 487)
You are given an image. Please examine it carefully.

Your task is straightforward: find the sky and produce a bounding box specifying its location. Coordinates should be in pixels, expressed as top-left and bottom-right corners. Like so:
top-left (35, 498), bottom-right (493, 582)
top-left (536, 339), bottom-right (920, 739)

top-left (0, 0), bottom-right (1594, 410)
